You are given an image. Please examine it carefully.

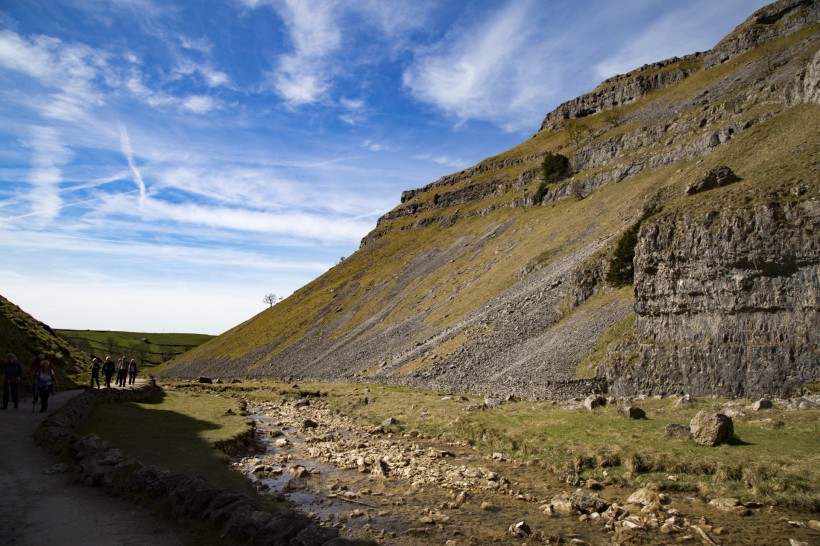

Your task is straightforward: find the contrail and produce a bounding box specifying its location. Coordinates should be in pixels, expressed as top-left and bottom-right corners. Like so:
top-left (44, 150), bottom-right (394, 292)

top-left (118, 123), bottom-right (147, 207)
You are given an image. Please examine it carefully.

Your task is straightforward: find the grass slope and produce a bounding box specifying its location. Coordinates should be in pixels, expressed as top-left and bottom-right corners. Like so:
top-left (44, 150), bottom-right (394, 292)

top-left (0, 294), bottom-right (86, 388)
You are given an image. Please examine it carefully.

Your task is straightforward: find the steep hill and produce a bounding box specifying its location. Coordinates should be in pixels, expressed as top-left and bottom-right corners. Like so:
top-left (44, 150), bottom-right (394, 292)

top-left (160, 0), bottom-right (819, 399)
top-left (0, 294), bottom-right (87, 388)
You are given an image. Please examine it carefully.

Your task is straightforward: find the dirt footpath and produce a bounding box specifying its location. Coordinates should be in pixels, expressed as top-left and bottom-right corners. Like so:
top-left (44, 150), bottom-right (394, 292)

top-left (0, 389), bottom-right (186, 546)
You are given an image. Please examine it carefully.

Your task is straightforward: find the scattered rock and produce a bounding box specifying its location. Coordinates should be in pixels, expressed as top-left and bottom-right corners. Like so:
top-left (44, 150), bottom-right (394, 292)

top-left (584, 395), bottom-right (606, 411)
top-left (619, 406), bottom-right (646, 419)
top-left (689, 411), bottom-right (734, 446)
top-left (626, 488), bottom-right (663, 506)
top-left (752, 398), bottom-right (773, 410)
top-left (508, 521), bottom-right (531, 537)
top-left (665, 423), bottom-right (691, 439)
top-left (709, 497), bottom-right (751, 516)
top-left (197, 377), bottom-right (213, 384)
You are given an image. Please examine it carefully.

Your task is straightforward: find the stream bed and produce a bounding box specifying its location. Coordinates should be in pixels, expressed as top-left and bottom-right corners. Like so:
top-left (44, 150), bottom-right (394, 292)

top-left (231, 398), bottom-right (819, 545)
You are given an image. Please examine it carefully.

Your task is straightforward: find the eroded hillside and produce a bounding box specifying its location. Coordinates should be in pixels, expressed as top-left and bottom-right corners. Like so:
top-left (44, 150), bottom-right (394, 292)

top-left (161, 0), bottom-right (819, 399)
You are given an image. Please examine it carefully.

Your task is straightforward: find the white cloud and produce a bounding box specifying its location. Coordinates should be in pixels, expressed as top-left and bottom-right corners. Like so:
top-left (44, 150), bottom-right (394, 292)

top-left (402, 1), bottom-right (551, 132)
top-left (265, 0), bottom-right (341, 105)
top-left (23, 126), bottom-right (72, 226)
top-left (0, 30), bottom-right (106, 121)
top-left (363, 140), bottom-right (387, 152)
top-left (182, 94), bottom-right (218, 113)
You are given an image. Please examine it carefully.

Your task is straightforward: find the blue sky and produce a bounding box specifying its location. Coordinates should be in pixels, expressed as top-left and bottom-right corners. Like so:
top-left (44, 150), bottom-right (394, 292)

top-left (0, 0), bottom-right (768, 335)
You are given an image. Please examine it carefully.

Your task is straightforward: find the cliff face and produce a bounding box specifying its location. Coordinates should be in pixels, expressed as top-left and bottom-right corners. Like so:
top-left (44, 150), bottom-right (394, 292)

top-left (161, 0), bottom-right (819, 400)
top-left (607, 200), bottom-right (819, 398)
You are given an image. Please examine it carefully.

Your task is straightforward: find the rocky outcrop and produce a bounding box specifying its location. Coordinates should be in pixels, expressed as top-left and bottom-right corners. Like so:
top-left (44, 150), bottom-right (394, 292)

top-left (704, 0), bottom-right (819, 69)
top-left (538, 57), bottom-right (699, 132)
top-left (606, 200), bottom-right (819, 398)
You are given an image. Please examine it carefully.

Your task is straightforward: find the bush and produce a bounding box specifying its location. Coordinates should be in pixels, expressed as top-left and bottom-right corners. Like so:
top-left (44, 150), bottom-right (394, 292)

top-left (541, 152), bottom-right (571, 183)
top-left (606, 207), bottom-right (659, 287)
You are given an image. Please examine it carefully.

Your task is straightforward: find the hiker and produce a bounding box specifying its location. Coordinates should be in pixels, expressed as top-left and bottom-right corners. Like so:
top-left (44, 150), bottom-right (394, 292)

top-left (29, 353), bottom-right (44, 403)
top-left (102, 356), bottom-right (115, 388)
top-left (2, 353), bottom-right (23, 410)
top-left (116, 357), bottom-right (127, 387)
top-left (90, 357), bottom-right (101, 389)
top-left (127, 359), bottom-right (138, 385)
top-left (34, 359), bottom-right (57, 413)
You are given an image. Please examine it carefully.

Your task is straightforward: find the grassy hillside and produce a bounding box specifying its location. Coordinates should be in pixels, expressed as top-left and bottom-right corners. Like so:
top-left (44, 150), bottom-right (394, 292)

top-left (159, 6), bottom-right (819, 396)
top-left (57, 329), bottom-right (213, 369)
top-left (0, 294), bottom-right (87, 389)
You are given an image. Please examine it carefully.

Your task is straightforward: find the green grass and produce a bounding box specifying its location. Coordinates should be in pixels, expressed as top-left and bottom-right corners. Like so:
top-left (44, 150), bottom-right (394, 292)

top-left (81, 388), bottom-right (257, 495)
top-left (57, 329), bottom-right (214, 369)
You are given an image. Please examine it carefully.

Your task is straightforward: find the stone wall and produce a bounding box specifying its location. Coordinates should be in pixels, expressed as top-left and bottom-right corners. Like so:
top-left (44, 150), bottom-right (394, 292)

top-left (36, 385), bottom-right (348, 545)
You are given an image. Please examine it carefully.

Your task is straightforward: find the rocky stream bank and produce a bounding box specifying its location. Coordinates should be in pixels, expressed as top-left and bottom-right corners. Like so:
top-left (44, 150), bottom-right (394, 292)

top-left (233, 391), bottom-right (820, 545)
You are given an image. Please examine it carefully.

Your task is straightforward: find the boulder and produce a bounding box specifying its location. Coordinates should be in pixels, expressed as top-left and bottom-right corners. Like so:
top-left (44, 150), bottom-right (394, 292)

top-left (197, 376), bottom-right (213, 384)
top-left (508, 521), bottom-right (532, 537)
top-left (584, 395), bottom-right (606, 411)
top-left (619, 406), bottom-right (646, 419)
top-left (752, 398), bottom-right (773, 410)
top-left (685, 166), bottom-right (741, 195)
top-left (665, 423), bottom-right (691, 439)
top-left (690, 411), bottom-right (734, 446)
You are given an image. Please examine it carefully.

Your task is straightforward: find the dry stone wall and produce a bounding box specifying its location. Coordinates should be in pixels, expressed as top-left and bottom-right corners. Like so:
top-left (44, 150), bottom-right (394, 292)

top-left (35, 386), bottom-right (347, 545)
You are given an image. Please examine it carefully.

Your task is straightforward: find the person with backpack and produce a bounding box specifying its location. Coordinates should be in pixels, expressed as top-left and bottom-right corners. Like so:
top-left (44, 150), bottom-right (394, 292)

top-left (2, 353), bottom-right (23, 410)
top-left (101, 356), bottom-right (115, 388)
top-left (34, 359), bottom-right (57, 413)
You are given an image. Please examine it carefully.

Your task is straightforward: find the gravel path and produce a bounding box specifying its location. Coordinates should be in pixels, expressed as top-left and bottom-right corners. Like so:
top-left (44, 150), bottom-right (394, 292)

top-left (0, 388), bottom-right (187, 546)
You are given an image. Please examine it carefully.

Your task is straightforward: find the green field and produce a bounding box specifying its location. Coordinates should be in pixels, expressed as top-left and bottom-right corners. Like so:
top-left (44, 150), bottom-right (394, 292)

top-left (57, 329), bottom-right (213, 369)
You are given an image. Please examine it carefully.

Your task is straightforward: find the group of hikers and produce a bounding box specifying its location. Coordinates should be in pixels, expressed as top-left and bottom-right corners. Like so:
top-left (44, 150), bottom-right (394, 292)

top-left (2, 352), bottom-right (58, 413)
top-left (2, 352), bottom-right (140, 414)
top-left (90, 356), bottom-right (138, 389)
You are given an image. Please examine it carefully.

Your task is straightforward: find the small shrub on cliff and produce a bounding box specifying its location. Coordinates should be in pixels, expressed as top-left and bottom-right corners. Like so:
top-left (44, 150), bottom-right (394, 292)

top-left (606, 207), bottom-right (658, 287)
top-left (540, 152), bottom-right (571, 183)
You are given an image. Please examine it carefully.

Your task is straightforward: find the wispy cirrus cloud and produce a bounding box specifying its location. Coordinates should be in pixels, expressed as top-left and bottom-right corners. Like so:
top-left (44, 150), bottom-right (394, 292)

top-left (23, 126), bottom-right (72, 226)
top-left (402, 1), bottom-right (558, 133)
top-left (117, 124), bottom-right (147, 208)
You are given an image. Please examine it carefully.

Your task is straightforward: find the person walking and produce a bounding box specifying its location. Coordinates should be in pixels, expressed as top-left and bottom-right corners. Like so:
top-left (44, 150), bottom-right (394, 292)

top-left (90, 357), bottom-right (101, 389)
top-left (2, 353), bottom-right (23, 410)
top-left (34, 359), bottom-right (57, 413)
top-left (102, 356), bottom-right (115, 389)
top-left (127, 359), bottom-right (138, 385)
top-left (29, 353), bottom-right (44, 403)
top-left (116, 357), bottom-right (127, 387)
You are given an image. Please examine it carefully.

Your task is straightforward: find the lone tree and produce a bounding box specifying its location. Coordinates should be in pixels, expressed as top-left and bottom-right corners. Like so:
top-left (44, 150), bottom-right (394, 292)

top-left (564, 118), bottom-right (589, 148)
top-left (263, 293), bottom-right (278, 307)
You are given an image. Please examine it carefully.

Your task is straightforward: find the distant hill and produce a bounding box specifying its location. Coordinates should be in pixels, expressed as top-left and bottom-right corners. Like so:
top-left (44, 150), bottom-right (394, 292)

top-left (0, 294), bottom-right (87, 388)
top-left (159, 0), bottom-right (819, 399)
top-left (56, 329), bottom-right (214, 368)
